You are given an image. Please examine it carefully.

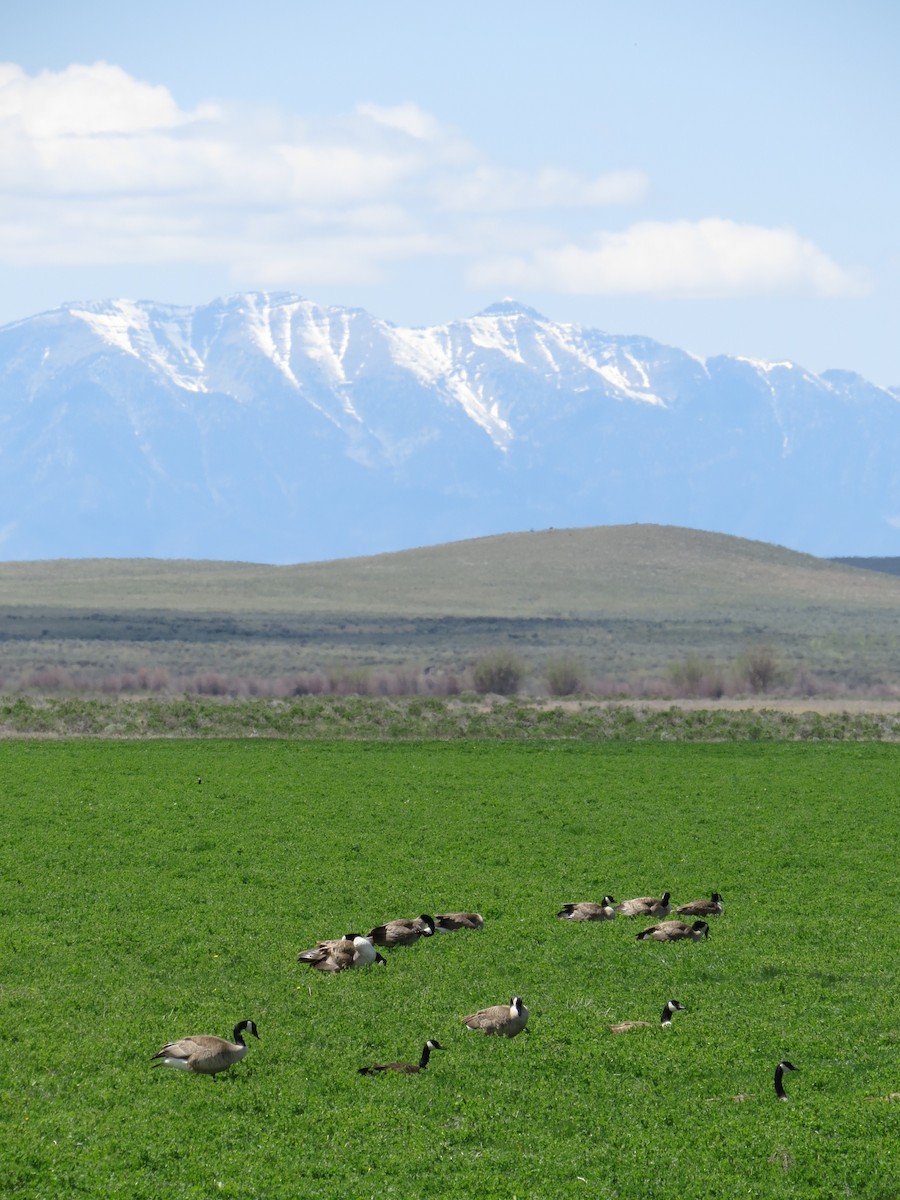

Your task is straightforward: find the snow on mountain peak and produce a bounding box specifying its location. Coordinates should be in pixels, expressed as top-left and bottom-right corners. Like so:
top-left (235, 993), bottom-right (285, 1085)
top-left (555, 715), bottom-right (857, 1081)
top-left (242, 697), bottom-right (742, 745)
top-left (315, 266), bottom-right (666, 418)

top-left (477, 298), bottom-right (549, 321)
top-left (2, 290), bottom-right (899, 561)
top-left (70, 299), bottom-right (208, 392)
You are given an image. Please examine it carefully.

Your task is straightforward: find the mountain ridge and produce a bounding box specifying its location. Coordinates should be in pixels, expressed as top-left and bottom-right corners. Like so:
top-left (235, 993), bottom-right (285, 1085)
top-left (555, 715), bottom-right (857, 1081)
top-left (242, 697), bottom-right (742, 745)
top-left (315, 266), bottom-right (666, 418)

top-left (1, 292), bottom-right (898, 562)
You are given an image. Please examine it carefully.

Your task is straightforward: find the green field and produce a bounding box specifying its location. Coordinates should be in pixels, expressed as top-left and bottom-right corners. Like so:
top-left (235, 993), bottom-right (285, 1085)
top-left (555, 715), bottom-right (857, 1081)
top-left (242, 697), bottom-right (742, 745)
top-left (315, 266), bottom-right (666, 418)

top-left (2, 525), bottom-right (900, 691)
top-left (2, 739), bottom-right (897, 1198)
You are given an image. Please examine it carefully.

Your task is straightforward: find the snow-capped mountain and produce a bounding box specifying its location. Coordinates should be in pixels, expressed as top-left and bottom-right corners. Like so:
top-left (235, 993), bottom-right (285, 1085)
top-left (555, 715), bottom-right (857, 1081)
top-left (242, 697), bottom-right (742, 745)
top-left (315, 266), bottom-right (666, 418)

top-left (0, 292), bottom-right (897, 562)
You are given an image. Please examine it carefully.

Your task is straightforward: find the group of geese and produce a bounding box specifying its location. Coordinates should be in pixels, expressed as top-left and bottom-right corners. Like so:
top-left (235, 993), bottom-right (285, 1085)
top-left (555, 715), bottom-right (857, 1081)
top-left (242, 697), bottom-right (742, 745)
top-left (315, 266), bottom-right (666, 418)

top-left (150, 888), bottom-right (799, 1099)
top-left (557, 889), bottom-right (723, 943)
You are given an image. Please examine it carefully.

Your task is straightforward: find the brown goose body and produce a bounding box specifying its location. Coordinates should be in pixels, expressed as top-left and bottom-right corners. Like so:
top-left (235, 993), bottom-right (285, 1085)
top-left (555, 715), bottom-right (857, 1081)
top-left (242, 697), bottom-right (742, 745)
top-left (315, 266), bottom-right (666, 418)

top-left (435, 912), bottom-right (485, 932)
top-left (616, 892), bottom-right (671, 917)
top-left (297, 934), bottom-right (385, 971)
top-left (358, 1039), bottom-right (445, 1074)
top-left (151, 1019), bottom-right (259, 1076)
top-left (368, 914), bottom-right (436, 946)
top-left (675, 892), bottom-right (724, 917)
top-left (609, 999), bottom-right (686, 1033)
top-left (557, 896), bottom-right (616, 921)
top-left (463, 995), bottom-right (529, 1037)
top-left (636, 919), bottom-right (709, 942)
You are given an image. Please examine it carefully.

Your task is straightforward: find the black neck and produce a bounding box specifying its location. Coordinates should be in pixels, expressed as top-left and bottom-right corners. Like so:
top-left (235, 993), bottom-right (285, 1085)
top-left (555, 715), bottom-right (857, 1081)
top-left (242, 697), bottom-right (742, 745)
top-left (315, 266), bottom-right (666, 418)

top-left (419, 1044), bottom-right (432, 1069)
top-left (775, 1066), bottom-right (788, 1099)
top-left (660, 1003), bottom-right (673, 1026)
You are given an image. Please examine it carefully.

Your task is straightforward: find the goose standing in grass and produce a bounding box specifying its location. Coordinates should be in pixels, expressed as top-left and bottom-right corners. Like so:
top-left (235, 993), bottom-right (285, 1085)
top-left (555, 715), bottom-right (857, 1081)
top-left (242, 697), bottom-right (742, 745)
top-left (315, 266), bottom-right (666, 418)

top-left (463, 995), bottom-right (529, 1037)
top-left (675, 892), bottom-right (724, 917)
top-left (616, 892), bottom-right (671, 918)
top-left (556, 896), bottom-right (616, 921)
top-left (435, 912), bottom-right (485, 932)
top-left (358, 1039), bottom-right (445, 1074)
top-left (151, 1019), bottom-right (259, 1077)
top-left (609, 999), bottom-right (686, 1033)
top-left (774, 1060), bottom-right (799, 1101)
top-left (368, 914), bottom-right (436, 946)
top-left (297, 933), bottom-right (386, 972)
top-left (636, 919), bottom-right (709, 942)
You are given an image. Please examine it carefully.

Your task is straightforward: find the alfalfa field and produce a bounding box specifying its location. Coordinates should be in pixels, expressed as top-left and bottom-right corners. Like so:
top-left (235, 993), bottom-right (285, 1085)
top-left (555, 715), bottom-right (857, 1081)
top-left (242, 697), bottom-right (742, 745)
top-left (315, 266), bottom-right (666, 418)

top-left (1, 739), bottom-right (897, 1198)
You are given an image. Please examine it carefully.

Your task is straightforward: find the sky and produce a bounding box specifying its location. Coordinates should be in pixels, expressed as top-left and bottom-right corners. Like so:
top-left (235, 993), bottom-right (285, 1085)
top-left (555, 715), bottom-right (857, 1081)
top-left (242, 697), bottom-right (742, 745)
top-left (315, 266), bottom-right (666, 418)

top-left (2, 1), bottom-right (899, 384)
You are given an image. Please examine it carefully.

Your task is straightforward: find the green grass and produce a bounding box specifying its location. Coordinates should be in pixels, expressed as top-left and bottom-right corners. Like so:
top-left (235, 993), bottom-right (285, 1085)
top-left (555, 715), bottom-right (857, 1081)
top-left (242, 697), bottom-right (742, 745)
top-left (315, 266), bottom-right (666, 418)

top-left (1, 740), bottom-right (898, 1198)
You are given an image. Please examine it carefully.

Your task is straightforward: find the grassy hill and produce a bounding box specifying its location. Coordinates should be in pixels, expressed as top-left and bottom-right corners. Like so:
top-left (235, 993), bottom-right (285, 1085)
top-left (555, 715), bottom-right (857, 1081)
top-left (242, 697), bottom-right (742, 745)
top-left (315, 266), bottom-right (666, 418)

top-left (1, 525), bottom-right (898, 695)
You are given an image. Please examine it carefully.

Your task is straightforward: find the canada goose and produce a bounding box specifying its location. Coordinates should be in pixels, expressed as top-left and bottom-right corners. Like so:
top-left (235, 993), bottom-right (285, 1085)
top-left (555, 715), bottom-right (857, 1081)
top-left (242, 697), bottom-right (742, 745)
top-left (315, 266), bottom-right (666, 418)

top-left (775, 1060), bottom-right (799, 1101)
top-left (435, 912), bottom-right (485, 932)
top-left (609, 999), bottom-right (686, 1033)
top-left (556, 896), bottom-right (616, 921)
top-left (675, 892), bottom-right (724, 917)
top-left (463, 995), bottom-right (529, 1037)
top-left (151, 1019), bottom-right (259, 1077)
top-left (297, 933), bottom-right (386, 972)
top-left (358, 1039), bottom-right (445, 1074)
top-left (636, 919), bottom-right (709, 942)
top-left (616, 892), bottom-right (671, 917)
top-left (368, 914), bottom-right (436, 947)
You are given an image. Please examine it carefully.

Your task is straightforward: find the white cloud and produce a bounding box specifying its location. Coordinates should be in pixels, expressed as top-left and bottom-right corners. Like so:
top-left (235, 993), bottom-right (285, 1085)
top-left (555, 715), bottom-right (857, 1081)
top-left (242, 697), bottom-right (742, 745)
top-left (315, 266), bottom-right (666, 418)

top-left (0, 64), bottom-right (860, 303)
top-left (469, 218), bottom-right (863, 298)
top-left (0, 61), bottom-right (218, 137)
top-left (357, 101), bottom-right (441, 141)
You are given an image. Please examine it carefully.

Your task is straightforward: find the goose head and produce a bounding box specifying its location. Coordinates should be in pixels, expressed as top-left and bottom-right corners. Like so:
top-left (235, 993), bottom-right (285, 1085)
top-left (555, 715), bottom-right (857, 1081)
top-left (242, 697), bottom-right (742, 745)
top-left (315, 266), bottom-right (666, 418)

top-left (660, 999), bottom-right (686, 1025)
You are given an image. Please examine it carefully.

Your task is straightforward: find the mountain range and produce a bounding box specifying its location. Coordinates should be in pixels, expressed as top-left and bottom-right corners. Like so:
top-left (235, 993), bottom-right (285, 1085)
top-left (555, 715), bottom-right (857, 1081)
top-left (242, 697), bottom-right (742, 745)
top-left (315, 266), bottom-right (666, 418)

top-left (0, 292), bottom-right (897, 563)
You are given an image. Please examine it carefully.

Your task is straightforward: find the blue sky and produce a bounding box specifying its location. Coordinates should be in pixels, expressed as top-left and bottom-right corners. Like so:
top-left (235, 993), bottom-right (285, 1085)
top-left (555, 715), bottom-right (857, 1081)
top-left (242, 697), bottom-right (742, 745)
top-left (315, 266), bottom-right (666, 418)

top-left (3, 1), bottom-right (899, 383)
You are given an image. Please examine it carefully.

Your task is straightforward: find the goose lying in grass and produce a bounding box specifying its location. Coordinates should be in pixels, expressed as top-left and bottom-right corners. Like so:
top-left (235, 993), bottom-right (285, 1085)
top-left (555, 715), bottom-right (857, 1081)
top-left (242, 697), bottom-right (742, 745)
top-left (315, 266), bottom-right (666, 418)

top-left (609, 999), bottom-right (686, 1033)
top-left (775, 1060), bottom-right (799, 1101)
top-left (368, 914), bottom-right (436, 946)
top-left (151, 1019), bottom-right (259, 1077)
top-left (297, 933), bottom-right (386, 971)
top-left (358, 1039), bottom-right (445, 1074)
top-left (556, 897), bottom-right (616, 921)
top-left (616, 892), bottom-right (671, 917)
top-left (675, 892), bottom-right (724, 917)
top-left (636, 919), bottom-right (709, 942)
top-left (463, 995), bottom-right (529, 1037)
top-left (435, 912), bottom-right (485, 932)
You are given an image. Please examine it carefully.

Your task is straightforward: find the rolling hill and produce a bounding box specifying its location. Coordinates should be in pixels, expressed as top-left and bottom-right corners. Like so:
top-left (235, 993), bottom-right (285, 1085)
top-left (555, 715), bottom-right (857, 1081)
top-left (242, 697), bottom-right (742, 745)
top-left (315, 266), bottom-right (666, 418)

top-left (1, 526), bottom-right (898, 693)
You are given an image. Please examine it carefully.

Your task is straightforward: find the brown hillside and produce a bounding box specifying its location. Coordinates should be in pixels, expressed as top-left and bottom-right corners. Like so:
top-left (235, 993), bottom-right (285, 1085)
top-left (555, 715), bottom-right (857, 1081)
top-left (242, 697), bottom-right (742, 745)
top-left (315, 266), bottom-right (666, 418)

top-left (0, 524), bottom-right (896, 617)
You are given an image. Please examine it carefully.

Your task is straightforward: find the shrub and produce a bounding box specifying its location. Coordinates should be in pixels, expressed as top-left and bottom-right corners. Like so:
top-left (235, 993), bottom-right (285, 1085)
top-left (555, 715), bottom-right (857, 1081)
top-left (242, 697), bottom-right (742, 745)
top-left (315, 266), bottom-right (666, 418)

top-left (668, 654), bottom-right (726, 698)
top-left (472, 649), bottom-right (526, 696)
top-left (544, 656), bottom-right (585, 697)
top-left (21, 667), bottom-right (76, 691)
top-left (326, 667), bottom-right (372, 696)
top-left (185, 672), bottom-right (233, 696)
top-left (735, 644), bottom-right (780, 693)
